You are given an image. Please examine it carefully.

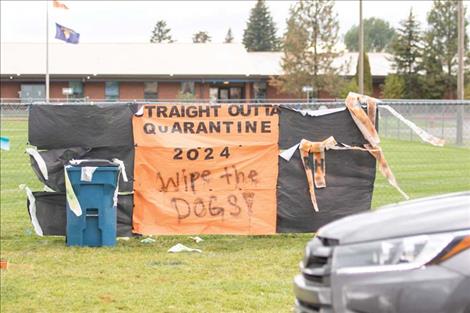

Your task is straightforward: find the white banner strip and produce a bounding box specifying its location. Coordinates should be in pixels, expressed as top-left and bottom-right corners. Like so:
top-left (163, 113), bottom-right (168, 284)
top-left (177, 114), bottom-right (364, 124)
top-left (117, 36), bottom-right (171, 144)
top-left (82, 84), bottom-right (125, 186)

top-left (19, 184), bottom-right (43, 236)
top-left (112, 158), bottom-right (128, 182)
top-left (379, 105), bottom-right (445, 147)
top-left (26, 148), bottom-right (49, 180)
top-left (64, 166), bottom-right (82, 216)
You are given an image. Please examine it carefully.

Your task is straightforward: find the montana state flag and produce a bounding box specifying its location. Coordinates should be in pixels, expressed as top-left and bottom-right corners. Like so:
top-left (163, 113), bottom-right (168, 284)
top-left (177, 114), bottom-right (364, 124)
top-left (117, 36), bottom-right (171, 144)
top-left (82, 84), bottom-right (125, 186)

top-left (55, 23), bottom-right (80, 44)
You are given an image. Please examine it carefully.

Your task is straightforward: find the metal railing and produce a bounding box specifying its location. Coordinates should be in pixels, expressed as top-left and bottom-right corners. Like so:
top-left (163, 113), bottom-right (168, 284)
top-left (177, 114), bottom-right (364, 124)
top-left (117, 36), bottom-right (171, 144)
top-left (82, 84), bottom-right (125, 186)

top-left (1, 99), bottom-right (469, 210)
top-left (2, 98), bottom-right (469, 145)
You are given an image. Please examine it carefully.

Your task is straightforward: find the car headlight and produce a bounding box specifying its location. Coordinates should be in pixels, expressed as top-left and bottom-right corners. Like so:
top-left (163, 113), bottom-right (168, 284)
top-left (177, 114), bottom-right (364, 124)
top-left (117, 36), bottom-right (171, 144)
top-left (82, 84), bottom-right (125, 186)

top-left (333, 230), bottom-right (470, 274)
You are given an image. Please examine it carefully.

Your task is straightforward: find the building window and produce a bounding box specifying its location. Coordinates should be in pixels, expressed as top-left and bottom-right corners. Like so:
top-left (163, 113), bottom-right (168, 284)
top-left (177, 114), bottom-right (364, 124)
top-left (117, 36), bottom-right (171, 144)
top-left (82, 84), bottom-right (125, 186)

top-left (105, 81), bottom-right (119, 100)
top-left (180, 81), bottom-right (195, 95)
top-left (253, 81), bottom-right (267, 100)
top-left (69, 81), bottom-right (83, 98)
top-left (229, 87), bottom-right (242, 100)
top-left (209, 88), bottom-right (218, 103)
top-left (20, 84), bottom-right (45, 102)
top-left (144, 82), bottom-right (158, 100)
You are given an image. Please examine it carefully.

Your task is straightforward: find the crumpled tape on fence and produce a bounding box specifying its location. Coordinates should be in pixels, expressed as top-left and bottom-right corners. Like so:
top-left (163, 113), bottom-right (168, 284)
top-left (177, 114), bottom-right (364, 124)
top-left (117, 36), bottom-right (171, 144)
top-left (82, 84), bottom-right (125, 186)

top-left (364, 144), bottom-right (409, 199)
top-left (298, 137), bottom-right (383, 212)
top-left (285, 92), bottom-right (444, 212)
top-left (298, 136), bottom-right (337, 212)
top-left (345, 93), bottom-right (381, 147)
top-left (345, 92), bottom-right (410, 200)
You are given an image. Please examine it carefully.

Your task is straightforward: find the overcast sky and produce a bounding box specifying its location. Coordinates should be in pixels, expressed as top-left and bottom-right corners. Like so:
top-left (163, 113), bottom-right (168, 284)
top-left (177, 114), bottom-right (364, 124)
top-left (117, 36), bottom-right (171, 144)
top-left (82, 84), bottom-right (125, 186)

top-left (0, 1), bottom-right (466, 44)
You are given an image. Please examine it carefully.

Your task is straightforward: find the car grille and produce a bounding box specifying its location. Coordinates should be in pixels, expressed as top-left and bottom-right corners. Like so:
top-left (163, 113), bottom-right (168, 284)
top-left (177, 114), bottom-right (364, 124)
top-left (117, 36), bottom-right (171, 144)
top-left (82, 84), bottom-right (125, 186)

top-left (302, 236), bottom-right (336, 286)
top-left (295, 236), bottom-right (337, 313)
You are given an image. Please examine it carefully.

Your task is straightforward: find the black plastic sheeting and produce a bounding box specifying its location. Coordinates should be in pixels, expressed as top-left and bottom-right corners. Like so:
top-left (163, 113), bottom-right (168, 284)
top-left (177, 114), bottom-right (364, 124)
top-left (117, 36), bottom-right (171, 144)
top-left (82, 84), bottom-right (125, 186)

top-left (28, 193), bottom-right (133, 237)
top-left (29, 146), bottom-right (134, 192)
top-left (28, 192), bottom-right (66, 236)
top-left (29, 147), bottom-right (90, 192)
top-left (276, 107), bottom-right (376, 232)
top-left (29, 103), bottom-right (139, 149)
top-left (27, 103), bottom-right (139, 237)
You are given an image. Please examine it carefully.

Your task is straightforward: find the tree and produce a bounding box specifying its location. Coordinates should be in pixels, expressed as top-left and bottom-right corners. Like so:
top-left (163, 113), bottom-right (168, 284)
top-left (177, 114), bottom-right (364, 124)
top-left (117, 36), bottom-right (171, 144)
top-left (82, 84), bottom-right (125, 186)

top-left (344, 18), bottom-right (396, 52)
top-left (192, 31), bottom-right (211, 43)
top-left (339, 78), bottom-right (358, 98)
top-left (389, 9), bottom-right (422, 98)
top-left (382, 74), bottom-right (405, 99)
top-left (355, 52), bottom-right (373, 95)
top-left (242, 0), bottom-right (279, 51)
top-left (150, 20), bottom-right (173, 43)
top-left (224, 28), bottom-right (234, 43)
top-left (420, 0), bottom-right (468, 98)
top-left (271, 0), bottom-right (341, 97)
top-left (270, 10), bottom-right (309, 96)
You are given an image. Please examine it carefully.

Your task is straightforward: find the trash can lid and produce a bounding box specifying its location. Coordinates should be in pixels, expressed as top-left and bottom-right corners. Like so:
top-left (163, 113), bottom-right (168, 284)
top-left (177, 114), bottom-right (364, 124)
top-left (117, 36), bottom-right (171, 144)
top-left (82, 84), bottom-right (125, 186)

top-left (67, 159), bottom-right (119, 167)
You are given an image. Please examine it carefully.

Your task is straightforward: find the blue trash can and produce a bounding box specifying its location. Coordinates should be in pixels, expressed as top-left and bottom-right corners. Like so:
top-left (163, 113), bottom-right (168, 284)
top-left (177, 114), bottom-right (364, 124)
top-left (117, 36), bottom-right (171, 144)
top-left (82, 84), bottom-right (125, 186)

top-left (65, 159), bottom-right (120, 247)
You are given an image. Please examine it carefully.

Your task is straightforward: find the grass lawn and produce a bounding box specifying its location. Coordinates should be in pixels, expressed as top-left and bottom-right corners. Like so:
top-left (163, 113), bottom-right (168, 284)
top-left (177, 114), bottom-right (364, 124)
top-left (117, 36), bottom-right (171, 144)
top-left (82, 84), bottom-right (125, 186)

top-left (1, 119), bottom-right (469, 313)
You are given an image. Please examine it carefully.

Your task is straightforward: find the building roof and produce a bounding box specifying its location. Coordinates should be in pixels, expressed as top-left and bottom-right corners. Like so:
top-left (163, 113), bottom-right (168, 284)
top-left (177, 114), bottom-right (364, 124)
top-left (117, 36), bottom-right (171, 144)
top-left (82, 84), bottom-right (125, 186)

top-left (0, 42), bottom-right (394, 78)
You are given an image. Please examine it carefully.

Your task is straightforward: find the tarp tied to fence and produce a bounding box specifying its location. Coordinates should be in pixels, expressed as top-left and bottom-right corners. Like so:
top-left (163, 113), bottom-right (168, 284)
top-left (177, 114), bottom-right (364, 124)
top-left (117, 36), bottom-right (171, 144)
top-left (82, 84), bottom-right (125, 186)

top-left (29, 93), bottom-right (440, 236)
top-left (133, 104), bottom-right (279, 235)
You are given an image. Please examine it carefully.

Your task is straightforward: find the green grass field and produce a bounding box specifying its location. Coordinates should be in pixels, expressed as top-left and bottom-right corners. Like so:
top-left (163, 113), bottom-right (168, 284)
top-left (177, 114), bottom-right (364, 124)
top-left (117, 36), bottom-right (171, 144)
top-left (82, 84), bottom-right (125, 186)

top-left (1, 119), bottom-right (469, 313)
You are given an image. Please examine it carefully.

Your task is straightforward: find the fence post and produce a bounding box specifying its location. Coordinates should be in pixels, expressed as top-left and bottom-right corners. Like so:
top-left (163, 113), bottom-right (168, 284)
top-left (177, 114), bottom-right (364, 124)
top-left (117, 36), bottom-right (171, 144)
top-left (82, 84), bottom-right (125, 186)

top-left (456, 104), bottom-right (464, 145)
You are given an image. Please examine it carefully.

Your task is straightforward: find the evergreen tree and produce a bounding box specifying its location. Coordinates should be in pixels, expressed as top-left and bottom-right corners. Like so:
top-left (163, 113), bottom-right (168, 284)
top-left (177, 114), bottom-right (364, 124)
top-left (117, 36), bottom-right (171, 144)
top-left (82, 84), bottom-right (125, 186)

top-left (150, 20), bottom-right (173, 43)
top-left (390, 9), bottom-right (422, 98)
top-left (242, 0), bottom-right (279, 51)
top-left (419, 31), bottom-right (447, 99)
top-left (192, 31), bottom-right (211, 43)
top-left (339, 78), bottom-right (358, 98)
top-left (382, 75), bottom-right (405, 99)
top-left (344, 18), bottom-right (396, 52)
top-left (420, 0), bottom-right (468, 98)
top-left (224, 28), bottom-right (234, 43)
top-left (354, 52), bottom-right (373, 95)
top-left (271, 0), bottom-right (340, 97)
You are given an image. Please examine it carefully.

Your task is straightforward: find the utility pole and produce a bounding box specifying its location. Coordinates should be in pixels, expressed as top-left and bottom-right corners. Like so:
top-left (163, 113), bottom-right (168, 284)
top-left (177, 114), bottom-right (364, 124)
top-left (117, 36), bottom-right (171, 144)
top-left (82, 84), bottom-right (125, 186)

top-left (358, 0), bottom-right (364, 94)
top-left (457, 0), bottom-right (464, 100)
top-left (456, 0), bottom-right (464, 145)
top-left (45, 1), bottom-right (50, 103)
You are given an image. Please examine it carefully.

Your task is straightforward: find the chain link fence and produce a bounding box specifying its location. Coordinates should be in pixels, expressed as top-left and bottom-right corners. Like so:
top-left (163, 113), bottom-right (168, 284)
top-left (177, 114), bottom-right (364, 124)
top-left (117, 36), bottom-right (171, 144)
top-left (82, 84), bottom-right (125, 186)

top-left (1, 100), bottom-right (469, 217)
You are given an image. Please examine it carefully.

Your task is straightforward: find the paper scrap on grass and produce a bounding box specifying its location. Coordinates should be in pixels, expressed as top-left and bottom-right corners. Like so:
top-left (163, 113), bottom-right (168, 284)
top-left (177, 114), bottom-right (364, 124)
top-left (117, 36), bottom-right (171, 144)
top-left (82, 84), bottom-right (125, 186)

top-left (0, 137), bottom-right (10, 151)
top-left (189, 236), bottom-right (204, 243)
top-left (168, 243), bottom-right (202, 253)
top-left (140, 237), bottom-right (156, 244)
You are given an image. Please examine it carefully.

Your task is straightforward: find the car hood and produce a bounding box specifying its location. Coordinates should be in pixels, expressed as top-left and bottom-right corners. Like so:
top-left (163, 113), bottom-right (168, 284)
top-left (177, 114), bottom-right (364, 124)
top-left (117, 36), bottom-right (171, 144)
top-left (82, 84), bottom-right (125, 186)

top-left (318, 192), bottom-right (470, 245)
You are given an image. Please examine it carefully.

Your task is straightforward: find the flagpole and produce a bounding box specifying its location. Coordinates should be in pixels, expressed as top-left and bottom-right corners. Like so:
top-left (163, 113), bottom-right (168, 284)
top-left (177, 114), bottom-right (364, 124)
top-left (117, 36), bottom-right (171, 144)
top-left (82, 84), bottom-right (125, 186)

top-left (46, 0), bottom-right (49, 103)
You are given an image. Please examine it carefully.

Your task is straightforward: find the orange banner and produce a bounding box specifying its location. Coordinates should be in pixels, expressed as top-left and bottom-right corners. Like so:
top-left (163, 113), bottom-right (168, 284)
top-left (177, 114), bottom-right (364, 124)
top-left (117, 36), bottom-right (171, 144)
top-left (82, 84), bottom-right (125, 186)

top-left (133, 104), bottom-right (279, 235)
